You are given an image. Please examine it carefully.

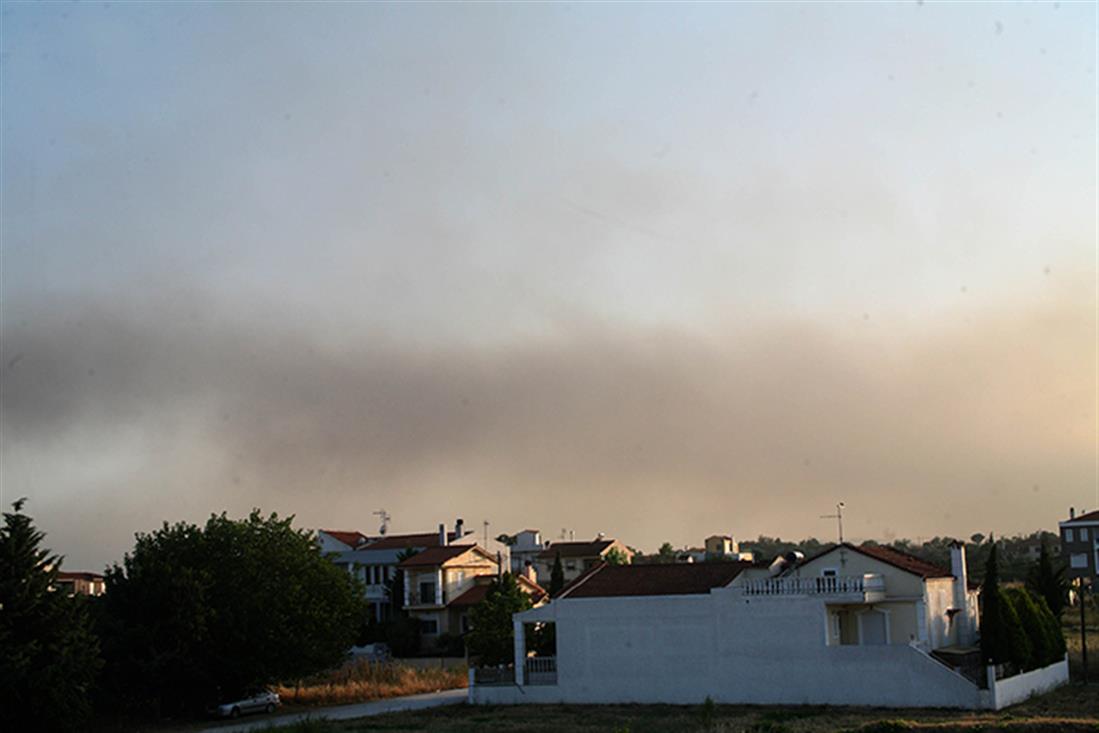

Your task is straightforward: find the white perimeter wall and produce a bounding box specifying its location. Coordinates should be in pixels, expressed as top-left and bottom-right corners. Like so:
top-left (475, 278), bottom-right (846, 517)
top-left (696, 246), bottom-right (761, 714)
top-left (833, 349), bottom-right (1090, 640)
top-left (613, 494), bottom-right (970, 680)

top-left (989, 657), bottom-right (1070, 710)
top-left (475, 590), bottom-right (986, 708)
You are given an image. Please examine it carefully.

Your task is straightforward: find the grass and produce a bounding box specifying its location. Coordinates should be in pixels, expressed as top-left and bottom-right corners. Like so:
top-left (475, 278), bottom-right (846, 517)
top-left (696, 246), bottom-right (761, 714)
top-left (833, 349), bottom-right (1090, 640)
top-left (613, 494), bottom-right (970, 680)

top-left (273, 659), bottom-right (467, 708)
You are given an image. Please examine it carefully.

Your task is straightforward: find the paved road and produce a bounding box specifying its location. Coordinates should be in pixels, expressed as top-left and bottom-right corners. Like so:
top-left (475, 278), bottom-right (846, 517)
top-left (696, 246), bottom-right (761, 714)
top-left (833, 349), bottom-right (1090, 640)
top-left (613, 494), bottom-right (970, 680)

top-left (202, 688), bottom-right (468, 732)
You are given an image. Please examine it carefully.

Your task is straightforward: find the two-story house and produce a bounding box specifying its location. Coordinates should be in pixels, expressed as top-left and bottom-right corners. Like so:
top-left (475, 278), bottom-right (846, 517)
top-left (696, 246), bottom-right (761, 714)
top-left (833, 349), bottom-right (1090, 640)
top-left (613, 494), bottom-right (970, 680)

top-left (54, 571), bottom-right (106, 596)
top-left (398, 543), bottom-right (547, 647)
top-left (318, 519), bottom-right (473, 622)
top-left (535, 537), bottom-right (633, 584)
top-left (505, 529), bottom-right (546, 575)
top-left (1059, 507), bottom-right (1099, 580)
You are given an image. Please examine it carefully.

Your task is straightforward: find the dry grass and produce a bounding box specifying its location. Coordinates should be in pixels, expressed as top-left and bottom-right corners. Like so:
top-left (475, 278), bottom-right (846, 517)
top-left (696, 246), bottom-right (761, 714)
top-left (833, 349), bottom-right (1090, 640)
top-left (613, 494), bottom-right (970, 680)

top-left (273, 660), bottom-right (467, 708)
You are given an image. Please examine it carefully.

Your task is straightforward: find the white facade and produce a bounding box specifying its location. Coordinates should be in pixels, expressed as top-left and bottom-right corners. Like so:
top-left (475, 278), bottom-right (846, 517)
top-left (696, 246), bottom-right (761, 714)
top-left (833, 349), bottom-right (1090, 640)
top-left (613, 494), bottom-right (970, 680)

top-left (471, 544), bottom-right (1067, 709)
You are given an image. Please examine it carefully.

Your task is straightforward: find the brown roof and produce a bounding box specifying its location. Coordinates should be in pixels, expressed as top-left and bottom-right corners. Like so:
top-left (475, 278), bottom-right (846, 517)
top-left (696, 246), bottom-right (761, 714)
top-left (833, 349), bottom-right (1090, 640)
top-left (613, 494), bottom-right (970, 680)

top-left (56, 571), bottom-right (104, 582)
top-left (364, 531), bottom-right (462, 550)
top-left (537, 539), bottom-right (616, 560)
top-left (827, 543), bottom-right (953, 579)
top-left (1064, 509), bottom-right (1099, 524)
top-left (558, 562), bottom-right (749, 599)
top-left (449, 574), bottom-right (548, 607)
top-left (397, 544), bottom-right (496, 568)
top-left (320, 530), bottom-right (369, 548)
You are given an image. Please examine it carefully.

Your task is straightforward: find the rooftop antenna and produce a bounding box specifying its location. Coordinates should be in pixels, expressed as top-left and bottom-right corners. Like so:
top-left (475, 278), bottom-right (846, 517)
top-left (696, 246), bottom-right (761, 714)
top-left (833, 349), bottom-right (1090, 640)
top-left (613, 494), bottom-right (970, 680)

top-left (820, 502), bottom-right (845, 544)
top-left (373, 509), bottom-right (391, 536)
top-left (483, 520), bottom-right (490, 547)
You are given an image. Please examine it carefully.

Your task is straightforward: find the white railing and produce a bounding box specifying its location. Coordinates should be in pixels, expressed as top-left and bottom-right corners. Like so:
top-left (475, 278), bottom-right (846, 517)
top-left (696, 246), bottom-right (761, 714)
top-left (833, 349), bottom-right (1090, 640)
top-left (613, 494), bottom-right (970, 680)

top-left (740, 573), bottom-right (884, 597)
top-left (524, 656), bottom-right (557, 685)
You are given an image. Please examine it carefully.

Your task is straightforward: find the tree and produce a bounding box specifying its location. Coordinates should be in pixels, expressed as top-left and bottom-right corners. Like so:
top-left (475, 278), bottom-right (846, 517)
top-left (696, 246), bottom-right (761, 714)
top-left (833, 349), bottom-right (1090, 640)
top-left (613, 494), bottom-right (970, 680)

top-left (1026, 538), bottom-right (1067, 618)
top-left (656, 542), bottom-right (677, 564)
top-left (549, 551), bottom-right (565, 597)
top-left (980, 540), bottom-right (1010, 665)
top-left (380, 548), bottom-right (421, 656)
top-left (466, 573), bottom-right (533, 665)
top-left (604, 547), bottom-right (629, 566)
top-left (0, 499), bottom-right (102, 732)
top-left (99, 510), bottom-right (367, 716)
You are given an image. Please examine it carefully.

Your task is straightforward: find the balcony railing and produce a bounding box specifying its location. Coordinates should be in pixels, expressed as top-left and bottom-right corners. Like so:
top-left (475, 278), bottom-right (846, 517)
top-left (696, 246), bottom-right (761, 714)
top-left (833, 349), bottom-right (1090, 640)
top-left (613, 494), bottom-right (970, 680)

top-left (739, 573), bottom-right (884, 597)
top-left (524, 656), bottom-right (557, 686)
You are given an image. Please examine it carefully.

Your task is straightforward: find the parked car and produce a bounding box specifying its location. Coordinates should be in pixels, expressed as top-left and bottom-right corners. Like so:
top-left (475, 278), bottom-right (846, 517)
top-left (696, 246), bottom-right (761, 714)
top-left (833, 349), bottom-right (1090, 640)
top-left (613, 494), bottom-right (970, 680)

top-left (209, 689), bottom-right (280, 718)
top-left (350, 642), bottom-right (391, 662)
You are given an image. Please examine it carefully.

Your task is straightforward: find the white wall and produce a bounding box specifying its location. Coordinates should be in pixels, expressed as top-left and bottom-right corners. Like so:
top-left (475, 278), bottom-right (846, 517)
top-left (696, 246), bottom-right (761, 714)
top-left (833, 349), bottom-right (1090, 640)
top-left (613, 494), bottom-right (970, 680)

top-left (474, 588), bottom-right (988, 709)
top-left (988, 657), bottom-right (1070, 710)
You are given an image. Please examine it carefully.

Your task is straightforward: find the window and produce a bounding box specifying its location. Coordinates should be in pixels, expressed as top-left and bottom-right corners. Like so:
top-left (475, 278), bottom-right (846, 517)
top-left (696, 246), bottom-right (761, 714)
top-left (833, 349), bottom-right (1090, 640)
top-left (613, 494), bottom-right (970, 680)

top-left (1071, 553), bottom-right (1088, 569)
top-left (1083, 528), bottom-right (1091, 542)
top-left (419, 581), bottom-right (436, 604)
top-left (1065, 529), bottom-right (1075, 542)
top-left (566, 561), bottom-right (577, 572)
top-left (420, 618), bottom-right (439, 634)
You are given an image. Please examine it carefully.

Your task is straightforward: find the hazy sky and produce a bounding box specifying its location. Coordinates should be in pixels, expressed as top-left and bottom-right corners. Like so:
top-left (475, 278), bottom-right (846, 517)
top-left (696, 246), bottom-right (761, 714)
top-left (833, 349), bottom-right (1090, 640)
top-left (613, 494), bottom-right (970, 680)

top-left (1, 1), bottom-right (1095, 570)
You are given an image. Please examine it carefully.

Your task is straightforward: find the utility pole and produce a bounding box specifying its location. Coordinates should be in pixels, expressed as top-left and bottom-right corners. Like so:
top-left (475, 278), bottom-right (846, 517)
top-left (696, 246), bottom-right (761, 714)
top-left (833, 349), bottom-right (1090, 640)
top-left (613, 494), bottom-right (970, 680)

top-left (820, 502), bottom-right (845, 543)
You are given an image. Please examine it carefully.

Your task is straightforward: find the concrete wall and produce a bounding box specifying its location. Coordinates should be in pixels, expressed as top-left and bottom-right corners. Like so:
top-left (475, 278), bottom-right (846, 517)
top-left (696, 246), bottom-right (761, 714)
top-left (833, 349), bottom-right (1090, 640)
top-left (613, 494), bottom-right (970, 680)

top-left (988, 657), bottom-right (1070, 710)
top-left (473, 589), bottom-right (986, 708)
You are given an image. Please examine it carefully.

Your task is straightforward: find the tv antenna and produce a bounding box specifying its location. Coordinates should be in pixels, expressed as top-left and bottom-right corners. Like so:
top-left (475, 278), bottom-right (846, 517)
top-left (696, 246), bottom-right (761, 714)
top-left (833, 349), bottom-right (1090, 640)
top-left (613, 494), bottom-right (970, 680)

top-left (373, 509), bottom-right (391, 536)
top-left (820, 502), bottom-right (845, 544)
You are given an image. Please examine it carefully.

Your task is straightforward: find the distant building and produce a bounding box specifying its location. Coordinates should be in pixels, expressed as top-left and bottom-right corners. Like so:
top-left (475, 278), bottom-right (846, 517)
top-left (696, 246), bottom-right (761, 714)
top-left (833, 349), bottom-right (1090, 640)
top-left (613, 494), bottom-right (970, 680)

top-left (535, 537), bottom-right (633, 584)
top-left (704, 534), bottom-right (755, 563)
top-left (54, 571), bottom-right (105, 597)
top-left (1060, 508), bottom-right (1099, 580)
top-left (505, 529), bottom-right (546, 576)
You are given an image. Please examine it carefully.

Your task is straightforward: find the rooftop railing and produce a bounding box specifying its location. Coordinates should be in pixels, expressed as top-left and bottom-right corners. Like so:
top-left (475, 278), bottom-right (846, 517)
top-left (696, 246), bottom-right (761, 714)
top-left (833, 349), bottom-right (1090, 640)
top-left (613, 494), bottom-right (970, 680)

top-left (739, 573), bottom-right (884, 597)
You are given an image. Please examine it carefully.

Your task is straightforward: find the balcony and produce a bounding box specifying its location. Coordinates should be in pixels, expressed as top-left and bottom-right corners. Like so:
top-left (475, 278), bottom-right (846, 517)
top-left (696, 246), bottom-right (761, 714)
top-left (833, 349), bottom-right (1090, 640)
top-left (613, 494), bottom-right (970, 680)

top-left (524, 656), bottom-right (557, 686)
top-left (738, 573), bottom-right (885, 602)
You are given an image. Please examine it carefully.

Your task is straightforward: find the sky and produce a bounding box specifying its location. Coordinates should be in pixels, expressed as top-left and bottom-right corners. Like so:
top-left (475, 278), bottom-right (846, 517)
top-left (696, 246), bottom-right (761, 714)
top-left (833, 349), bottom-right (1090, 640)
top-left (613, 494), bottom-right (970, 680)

top-left (1, 1), bottom-right (1095, 571)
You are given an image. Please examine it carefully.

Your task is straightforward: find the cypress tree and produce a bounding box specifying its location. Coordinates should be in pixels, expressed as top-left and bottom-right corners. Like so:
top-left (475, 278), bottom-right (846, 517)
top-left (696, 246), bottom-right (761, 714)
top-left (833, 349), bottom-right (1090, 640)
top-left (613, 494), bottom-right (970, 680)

top-left (549, 551), bottom-right (565, 597)
top-left (0, 499), bottom-right (102, 731)
top-left (1025, 538), bottom-right (1067, 618)
top-left (980, 539), bottom-right (1010, 664)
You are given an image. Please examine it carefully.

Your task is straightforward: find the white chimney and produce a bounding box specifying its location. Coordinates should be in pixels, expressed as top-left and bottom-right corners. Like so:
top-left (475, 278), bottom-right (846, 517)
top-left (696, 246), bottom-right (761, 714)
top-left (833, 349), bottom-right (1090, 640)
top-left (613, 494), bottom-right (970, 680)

top-left (438, 523), bottom-right (447, 546)
top-left (950, 541), bottom-right (972, 645)
top-left (1071, 507), bottom-right (1076, 519)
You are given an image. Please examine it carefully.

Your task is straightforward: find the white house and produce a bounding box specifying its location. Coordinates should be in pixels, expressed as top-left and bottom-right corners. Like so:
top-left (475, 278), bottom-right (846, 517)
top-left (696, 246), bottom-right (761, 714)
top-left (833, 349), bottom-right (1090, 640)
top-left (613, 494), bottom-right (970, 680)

top-left (471, 542), bottom-right (1068, 710)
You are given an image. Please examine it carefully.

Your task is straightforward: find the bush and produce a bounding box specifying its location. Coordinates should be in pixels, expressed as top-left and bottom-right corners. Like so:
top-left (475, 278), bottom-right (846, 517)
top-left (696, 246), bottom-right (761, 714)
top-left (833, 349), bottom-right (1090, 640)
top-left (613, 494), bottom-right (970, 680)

top-left (98, 510), bottom-right (367, 716)
top-left (435, 632), bottom-right (466, 657)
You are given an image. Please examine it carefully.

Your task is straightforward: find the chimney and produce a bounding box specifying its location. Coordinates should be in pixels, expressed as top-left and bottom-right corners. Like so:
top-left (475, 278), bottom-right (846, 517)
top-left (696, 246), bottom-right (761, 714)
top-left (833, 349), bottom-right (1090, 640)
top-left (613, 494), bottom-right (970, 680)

top-left (1071, 507), bottom-right (1076, 520)
top-left (455, 518), bottom-right (464, 539)
top-left (438, 523), bottom-right (447, 547)
top-left (949, 541), bottom-right (972, 645)
top-left (523, 561), bottom-right (538, 585)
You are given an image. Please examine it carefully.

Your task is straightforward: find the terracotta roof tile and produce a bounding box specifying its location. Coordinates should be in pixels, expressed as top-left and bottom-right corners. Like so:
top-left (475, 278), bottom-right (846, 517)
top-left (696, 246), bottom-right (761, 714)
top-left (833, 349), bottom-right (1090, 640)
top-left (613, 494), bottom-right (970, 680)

top-left (397, 544), bottom-right (495, 568)
top-left (850, 543), bottom-right (953, 579)
top-left (320, 530), bottom-right (369, 548)
top-left (537, 540), bottom-right (616, 560)
top-left (559, 562), bottom-right (749, 599)
top-left (1064, 509), bottom-right (1099, 524)
top-left (364, 532), bottom-right (460, 550)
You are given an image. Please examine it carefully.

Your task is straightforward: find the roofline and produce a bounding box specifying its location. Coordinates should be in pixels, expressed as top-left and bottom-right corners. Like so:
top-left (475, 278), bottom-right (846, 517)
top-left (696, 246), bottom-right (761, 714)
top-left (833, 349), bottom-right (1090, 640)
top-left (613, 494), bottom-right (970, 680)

top-left (1060, 518), bottom-right (1099, 526)
top-left (555, 562), bottom-right (608, 600)
top-left (801, 542), bottom-right (953, 580)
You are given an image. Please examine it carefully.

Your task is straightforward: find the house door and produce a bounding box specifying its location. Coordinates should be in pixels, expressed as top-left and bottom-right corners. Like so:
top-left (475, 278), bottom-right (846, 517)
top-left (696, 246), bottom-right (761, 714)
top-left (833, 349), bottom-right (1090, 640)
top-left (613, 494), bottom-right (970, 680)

top-left (859, 609), bottom-right (888, 645)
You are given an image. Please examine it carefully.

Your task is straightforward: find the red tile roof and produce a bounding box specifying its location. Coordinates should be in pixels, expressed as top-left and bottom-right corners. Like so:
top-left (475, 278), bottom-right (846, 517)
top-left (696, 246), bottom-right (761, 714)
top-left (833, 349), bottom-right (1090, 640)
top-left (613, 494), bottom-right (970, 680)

top-left (397, 544), bottom-right (496, 568)
top-left (320, 530), bottom-right (369, 548)
top-left (537, 539), bottom-right (617, 560)
top-left (56, 571), bottom-right (104, 582)
top-left (448, 575), bottom-right (548, 607)
top-left (845, 543), bottom-right (953, 579)
top-left (558, 562), bottom-right (750, 599)
top-left (1064, 509), bottom-right (1099, 524)
top-left (361, 531), bottom-right (464, 550)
